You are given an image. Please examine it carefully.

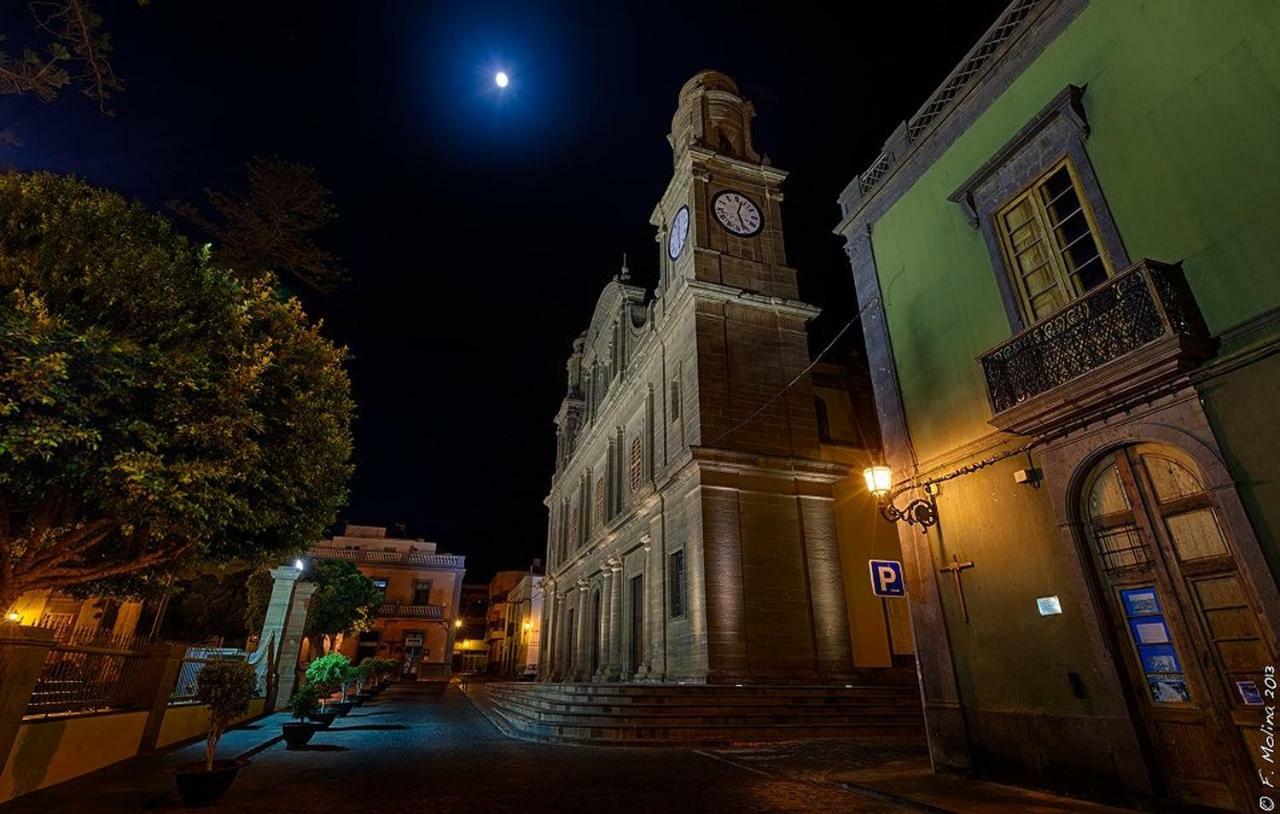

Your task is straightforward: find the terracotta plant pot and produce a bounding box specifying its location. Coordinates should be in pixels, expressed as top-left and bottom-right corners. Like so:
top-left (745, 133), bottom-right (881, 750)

top-left (308, 710), bottom-right (337, 729)
top-left (282, 722), bottom-right (315, 750)
top-left (173, 759), bottom-right (245, 807)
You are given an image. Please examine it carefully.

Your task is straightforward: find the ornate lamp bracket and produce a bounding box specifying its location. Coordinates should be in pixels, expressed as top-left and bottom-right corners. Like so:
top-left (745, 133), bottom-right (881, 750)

top-left (876, 487), bottom-right (939, 529)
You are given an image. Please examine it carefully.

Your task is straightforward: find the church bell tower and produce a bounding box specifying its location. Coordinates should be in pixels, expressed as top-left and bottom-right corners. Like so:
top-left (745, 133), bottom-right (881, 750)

top-left (651, 70), bottom-right (797, 304)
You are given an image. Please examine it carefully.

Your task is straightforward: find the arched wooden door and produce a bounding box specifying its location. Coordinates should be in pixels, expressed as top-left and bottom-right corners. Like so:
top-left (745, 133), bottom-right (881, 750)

top-left (1081, 444), bottom-right (1275, 811)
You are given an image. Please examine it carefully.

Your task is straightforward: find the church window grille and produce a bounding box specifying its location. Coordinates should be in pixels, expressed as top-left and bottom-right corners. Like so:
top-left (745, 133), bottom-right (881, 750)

top-left (594, 478), bottom-right (606, 529)
top-left (629, 437), bottom-right (643, 493)
top-left (669, 377), bottom-right (680, 422)
top-left (669, 550), bottom-right (686, 618)
top-left (569, 507), bottom-right (580, 551)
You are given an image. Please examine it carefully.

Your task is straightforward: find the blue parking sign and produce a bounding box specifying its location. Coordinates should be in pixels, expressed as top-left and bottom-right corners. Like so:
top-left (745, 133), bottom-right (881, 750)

top-left (869, 559), bottom-right (905, 597)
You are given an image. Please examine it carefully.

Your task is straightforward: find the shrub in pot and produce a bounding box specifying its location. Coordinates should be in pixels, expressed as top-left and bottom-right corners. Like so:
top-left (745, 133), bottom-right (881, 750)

top-left (306, 652), bottom-right (353, 715)
top-left (283, 685), bottom-right (318, 749)
top-left (173, 660), bottom-right (257, 806)
top-left (354, 659), bottom-right (376, 701)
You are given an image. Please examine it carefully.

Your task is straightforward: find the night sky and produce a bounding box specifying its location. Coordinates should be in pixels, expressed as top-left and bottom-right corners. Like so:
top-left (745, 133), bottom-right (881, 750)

top-left (2, 0), bottom-right (1007, 580)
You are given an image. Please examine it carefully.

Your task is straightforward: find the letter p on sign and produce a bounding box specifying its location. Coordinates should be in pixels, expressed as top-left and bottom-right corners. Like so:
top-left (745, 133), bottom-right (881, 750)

top-left (869, 559), bottom-right (906, 597)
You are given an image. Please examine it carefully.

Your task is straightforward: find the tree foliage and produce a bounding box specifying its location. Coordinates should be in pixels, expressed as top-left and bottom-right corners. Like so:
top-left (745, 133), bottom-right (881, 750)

top-left (196, 659), bottom-right (257, 770)
top-left (304, 559), bottom-right (382, 643)
top-left (0, 172), bottom-right (354, 608)
top-left (0, 0), bottom-right (131, 121)
top-left (243, 566), bottom-right (275, 635)
top-left (169, 157), bottom-right (346, 294)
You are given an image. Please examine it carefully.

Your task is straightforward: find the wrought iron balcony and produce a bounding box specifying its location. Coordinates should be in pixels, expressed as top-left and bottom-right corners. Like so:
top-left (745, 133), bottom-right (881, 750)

top-left (378, 602), bottom-right (445, 620)
top-left (979, 259), bottom-right (1213, 433)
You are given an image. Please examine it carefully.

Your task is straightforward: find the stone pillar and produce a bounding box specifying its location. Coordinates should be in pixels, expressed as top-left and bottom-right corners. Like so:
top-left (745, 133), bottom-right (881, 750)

top-left (0, 624), bottom-right (55, 777)
top-left (273, 580), bottom-right (316, 710)
top-left (607, 560), bottom-right (623, 681)
top-left (135, 642), bottom-right (192, 753)
top-left (573, 582), bottom-right (590, 681)
top-left (257, 566), bottom-right (300, 709)
top-left (594, 564), bottom-right (612, 681)
top-left (539, 585), bottom-right (556, 681)
top-left (554, 591), bottom-right (569, 680)
top-left (634, 536), bottom-right (654, 680)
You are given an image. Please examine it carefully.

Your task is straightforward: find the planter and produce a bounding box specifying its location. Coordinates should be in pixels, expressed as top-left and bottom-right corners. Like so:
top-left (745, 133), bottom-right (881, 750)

top-left (172, 759), bottom-right (245, 807)
top-left (348, 696), bottom-right (364, 708)
top-left (282, 722), bottom-right (316, 750)
top-left (308, 710), bottom-right (337, 729)
top-left (330, 701), bottom-right (353, 717)
top-left (357, 691), bottom-right (375, 703)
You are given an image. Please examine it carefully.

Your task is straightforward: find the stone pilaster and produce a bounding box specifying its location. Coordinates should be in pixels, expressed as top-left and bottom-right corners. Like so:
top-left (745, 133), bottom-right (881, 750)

top-left (634, 536), bottom-right (654, 681)
top-left (573, 581), bottom-right (590, 681)
top-left (607, 560), bottom-right (623, 680)
top-left (594, 563), bottom-right (612, 681)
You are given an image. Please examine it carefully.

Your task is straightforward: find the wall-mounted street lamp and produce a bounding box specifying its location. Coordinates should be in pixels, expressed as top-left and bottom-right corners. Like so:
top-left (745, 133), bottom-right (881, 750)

top-left (4, 610), bottom-right (20, 623)
top-left (863, 465), bottom-right (938, 529)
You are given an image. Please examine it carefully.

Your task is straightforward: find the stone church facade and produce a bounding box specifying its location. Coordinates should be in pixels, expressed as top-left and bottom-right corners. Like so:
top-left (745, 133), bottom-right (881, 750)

top-left (538, 71), bottom-right (858, 684)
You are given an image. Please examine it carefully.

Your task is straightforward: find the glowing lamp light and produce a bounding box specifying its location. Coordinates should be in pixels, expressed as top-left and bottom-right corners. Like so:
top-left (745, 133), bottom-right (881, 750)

top-left (494, 71), bottom-right (509, 88)
top-left (5, 611), bottom-right (20, 623)
top-left (294, 558), bottom-right (305, 572)
top-left (522, 620), bottom-right (533, 632)
top-left (454, 619), bottom-right (464, 629)
top-left (864, 465), bottom-right (893, 497)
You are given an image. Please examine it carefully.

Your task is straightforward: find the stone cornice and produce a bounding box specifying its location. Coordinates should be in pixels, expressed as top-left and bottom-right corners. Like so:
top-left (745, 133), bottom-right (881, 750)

top-left (682, 279), bottom-right (820, 321)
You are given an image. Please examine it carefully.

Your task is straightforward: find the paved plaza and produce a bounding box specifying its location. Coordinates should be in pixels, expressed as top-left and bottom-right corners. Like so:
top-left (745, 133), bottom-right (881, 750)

top-left (2, 684), bottom-right (909, 813)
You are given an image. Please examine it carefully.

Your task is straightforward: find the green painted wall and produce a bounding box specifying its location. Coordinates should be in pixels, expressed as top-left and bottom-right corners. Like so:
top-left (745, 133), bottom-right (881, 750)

top-left (872, 0), bottom-right (1280, 458)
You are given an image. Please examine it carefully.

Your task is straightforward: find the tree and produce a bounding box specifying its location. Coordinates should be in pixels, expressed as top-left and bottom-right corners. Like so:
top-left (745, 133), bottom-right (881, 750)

top-left (0, 172), bottom-right (354, 609)
top-left (0, 1), bottom-right (131, 117)
top-left (304, 652), bottom-right (350, 707)
top-left (303, 559), bottom-right (382, 655)
top-left (169, 157), bottom-right (346, 294)
top-left (243, 566), bottom-right (275, 635)
top-left (195, 659), bottom-right (257, 771)
top-left (158, 566), bottom-right (256, 646)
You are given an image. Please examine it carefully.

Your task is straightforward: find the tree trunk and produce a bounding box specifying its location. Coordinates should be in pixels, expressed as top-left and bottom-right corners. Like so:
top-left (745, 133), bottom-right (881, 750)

top-left (204, 723), bottom-right (221, 771)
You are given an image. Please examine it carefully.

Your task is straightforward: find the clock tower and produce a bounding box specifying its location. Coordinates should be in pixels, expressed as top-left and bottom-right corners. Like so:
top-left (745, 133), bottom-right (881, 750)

top-left (652, 70), bottom-right (797, 305)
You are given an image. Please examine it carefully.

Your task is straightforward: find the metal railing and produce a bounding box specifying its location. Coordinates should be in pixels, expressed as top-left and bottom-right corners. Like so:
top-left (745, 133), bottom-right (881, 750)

top-left (170, 648), bottom-right (249, 702)
top-left (311, 546), bottom-right (465, 568)
top-left (377, 602), bottom-right (444, 620)
top-left (25, 640), bottom-right (149, 717)
top-left (979, 260), bottom-right (1209, 414)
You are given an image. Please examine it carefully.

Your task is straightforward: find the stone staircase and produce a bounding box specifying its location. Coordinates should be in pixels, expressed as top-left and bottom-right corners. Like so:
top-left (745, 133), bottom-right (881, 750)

top-left (479, 676), bottom-right (925, 747)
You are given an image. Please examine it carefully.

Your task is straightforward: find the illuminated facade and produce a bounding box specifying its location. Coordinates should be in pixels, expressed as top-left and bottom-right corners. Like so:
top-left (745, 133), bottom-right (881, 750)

top-left (540, 71), bottom-right (865, 684)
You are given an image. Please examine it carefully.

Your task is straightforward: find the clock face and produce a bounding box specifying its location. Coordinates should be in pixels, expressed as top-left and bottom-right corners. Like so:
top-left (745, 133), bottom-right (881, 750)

top-left (712, 190), bottom-right (762, 236)
top-left (667, 205), bottom-right (690, 260)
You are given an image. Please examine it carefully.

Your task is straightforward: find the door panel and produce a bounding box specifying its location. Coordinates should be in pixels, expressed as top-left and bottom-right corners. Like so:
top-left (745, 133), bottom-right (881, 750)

top-left (1081, 446), bottom-right (1269, 811)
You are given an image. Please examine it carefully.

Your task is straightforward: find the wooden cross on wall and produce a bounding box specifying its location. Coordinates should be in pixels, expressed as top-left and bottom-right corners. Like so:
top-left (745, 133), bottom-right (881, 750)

top-left (939, 554), bottom-right (975, 623)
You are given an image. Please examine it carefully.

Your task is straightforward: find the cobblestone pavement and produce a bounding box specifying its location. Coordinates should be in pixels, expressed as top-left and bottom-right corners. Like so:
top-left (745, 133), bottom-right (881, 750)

top-left (3, 684), bottom-right (912, 814)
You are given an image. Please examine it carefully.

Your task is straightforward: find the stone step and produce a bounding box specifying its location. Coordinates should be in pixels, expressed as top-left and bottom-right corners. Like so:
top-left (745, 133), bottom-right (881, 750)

top-left (517, 681), bottom-right (916, 697)
top-left (484, 692), bottom-right (921, 718)
top-left (487, 703), bottom-right (925, 748)
top-left (485, 688), bottom-right (919, 710)
top-left (488, 685), bottom-right (918, 703)
top-left (490, 692), bottom-right (920, 722)
top-left (481, 682), bottom-right (926, 747)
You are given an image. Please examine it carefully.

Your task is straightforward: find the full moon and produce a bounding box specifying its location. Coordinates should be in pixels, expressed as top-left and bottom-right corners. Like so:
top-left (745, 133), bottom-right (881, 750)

top-left (494, 71), bottom-right (509, 88)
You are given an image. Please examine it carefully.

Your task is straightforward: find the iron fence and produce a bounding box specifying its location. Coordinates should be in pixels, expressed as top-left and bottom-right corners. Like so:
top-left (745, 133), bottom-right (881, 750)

top-left (170, 649), bottom-right (249, 702)
top-left (24, 643), bottom-right (148, 717)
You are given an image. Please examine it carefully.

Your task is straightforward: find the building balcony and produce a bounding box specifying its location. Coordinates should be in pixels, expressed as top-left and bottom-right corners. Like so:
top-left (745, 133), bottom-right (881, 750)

top-left (312, 545), bottom-right (465, 569)
top-left (979, 259), bottom-right (1214, 436)
top-left (378, 602), bottom-right (445, 620)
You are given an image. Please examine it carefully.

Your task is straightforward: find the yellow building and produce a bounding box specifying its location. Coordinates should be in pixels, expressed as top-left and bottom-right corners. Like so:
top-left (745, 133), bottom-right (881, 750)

top-left (311, 524), bottom-right (465, 680)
